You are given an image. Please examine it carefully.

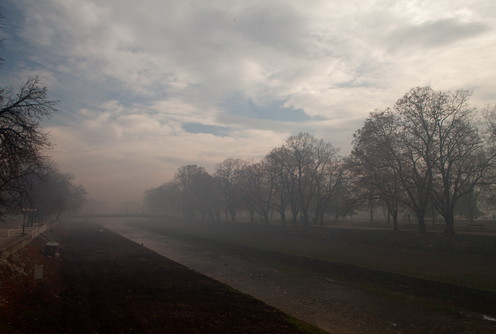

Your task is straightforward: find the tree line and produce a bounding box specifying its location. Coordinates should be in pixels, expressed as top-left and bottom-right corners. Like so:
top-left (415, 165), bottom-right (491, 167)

top-left (145, 87), bottom-right (496, 235)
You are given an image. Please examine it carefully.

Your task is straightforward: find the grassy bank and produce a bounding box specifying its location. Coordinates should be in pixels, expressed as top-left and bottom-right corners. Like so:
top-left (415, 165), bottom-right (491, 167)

top-left (124, 217), bottom-right (496, 293)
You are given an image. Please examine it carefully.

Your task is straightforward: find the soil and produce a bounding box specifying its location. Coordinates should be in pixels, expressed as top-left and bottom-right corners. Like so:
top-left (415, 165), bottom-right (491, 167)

top-left (0, 219), bottom-right (324, 334)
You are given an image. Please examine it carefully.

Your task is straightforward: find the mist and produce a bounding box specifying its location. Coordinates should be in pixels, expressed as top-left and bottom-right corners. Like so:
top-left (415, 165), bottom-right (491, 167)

top-left (3, 1), bottom-right (496, 332)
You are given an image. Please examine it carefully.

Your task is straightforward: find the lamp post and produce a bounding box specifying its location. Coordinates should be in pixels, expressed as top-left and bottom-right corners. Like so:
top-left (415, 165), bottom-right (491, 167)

top-left (21, 208), bottom-right (28, 236)
top-left (31, 208), bottom-right (38, 226)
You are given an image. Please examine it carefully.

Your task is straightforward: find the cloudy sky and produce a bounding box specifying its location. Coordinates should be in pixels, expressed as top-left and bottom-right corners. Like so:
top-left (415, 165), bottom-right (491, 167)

top-left (2, 0), bottom-right (496, 206)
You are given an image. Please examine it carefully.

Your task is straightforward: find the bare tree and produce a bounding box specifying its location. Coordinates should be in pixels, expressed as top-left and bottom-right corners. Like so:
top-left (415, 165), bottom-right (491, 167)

top-left (349, 110), bottom-right (406, 230)
top-left (174, 164), bottom-right (216, 221)
top-left (0, 15), bottom-right (56, 215)
top-left (19, 162), bottom-right (86, 222)
top-left (312, 144), bottom-right (342, 226)
top-left (351, 87), bottom-right (496, 234)
top-left (420, 89), bottom-right (496, 234)
top-left (280, 133), bottom-right (338, 226)
top-left (240, 162), bottom-right (274, 224)
top-left (144, 182), bottom-right (180, 216)
top-left (193, 171), bottom-right (221, 221)
top-left (0, 77), bottom-right (56, 214)
top-left (214, 158), bottom-right (247, 223)
top-left (264, 146), bottom-right (292, 225)
top-left (282, 133), bottom-right (315, 225)
top-left (478, 107), bottom-right (496, 215)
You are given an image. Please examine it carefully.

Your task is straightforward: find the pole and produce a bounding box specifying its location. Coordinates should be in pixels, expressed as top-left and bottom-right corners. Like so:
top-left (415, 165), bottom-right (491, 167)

top-left (22, 209), bottom-right (26, 236)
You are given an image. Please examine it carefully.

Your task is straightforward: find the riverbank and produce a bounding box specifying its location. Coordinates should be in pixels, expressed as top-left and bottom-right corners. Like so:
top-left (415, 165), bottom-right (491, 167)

top-left (125, 217), bottom-right (496, 292)
top-left (0, 218), bottom-right (324, 334)
top-left (102, 216), bottom-right (496, 333)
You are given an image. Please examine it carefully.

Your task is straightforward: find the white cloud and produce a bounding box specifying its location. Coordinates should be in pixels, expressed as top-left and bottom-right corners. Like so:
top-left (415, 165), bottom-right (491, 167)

top-left (46, 99), bottom-right (288, 202)
top-left (6, 0), bottom-right (496, 204)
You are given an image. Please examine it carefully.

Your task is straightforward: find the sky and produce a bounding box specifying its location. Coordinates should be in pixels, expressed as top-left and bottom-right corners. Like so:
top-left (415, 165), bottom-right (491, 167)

top-left (1, 0), bottom-right (496, 207)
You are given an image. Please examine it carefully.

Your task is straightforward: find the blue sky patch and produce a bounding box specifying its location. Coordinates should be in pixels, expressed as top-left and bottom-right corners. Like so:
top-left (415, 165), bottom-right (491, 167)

top-left (182, 122), bottom-right (230, 137)
top-left (223, 93), bottom-right (325, 122)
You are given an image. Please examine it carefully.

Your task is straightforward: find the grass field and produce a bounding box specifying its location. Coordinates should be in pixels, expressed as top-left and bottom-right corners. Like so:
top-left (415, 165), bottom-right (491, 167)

top-left (126, 216), bottom-right (496, 293)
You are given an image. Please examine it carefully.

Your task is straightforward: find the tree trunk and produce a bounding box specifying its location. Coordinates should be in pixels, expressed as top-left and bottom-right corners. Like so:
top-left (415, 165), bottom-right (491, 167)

top-left (468, 200), bottom-right (475, 224)
top-left (444, 211), bottom-right (456, 235)
top-left (416, 210), bottom-right (427, 233)
top-left (279, 209), bottom-right (286, 225)
top-left (302, 209), bottom-right (309, 226)
top-left (291, 208), bottom-right (298, 225)
top-left (263, 212), bottom-right (269, 225)
top-left (392, 211), bottom-right (398, 231)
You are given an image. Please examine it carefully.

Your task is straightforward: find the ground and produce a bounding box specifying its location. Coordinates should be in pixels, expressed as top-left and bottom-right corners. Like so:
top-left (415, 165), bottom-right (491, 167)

top-left (0, 219), bottom-right (323, 334)
top-left (113, 217), bottom-right (496, 334)
top-left (1, 217), bottom-right (496, 333)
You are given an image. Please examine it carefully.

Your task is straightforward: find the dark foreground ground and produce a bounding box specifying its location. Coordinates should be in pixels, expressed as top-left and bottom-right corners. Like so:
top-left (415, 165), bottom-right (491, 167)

top-left (0, 219), bottom-right (324, 334)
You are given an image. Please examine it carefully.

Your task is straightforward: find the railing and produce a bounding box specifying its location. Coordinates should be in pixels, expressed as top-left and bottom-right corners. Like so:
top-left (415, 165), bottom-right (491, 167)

top-left (0, 225), bottom-right (50, 260)
top-left (6, 225), bottom-right (48, 238)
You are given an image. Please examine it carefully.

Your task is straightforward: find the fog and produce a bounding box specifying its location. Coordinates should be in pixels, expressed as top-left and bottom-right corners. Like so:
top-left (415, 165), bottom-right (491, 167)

top-left (4, 2), bottom-right (496, 332)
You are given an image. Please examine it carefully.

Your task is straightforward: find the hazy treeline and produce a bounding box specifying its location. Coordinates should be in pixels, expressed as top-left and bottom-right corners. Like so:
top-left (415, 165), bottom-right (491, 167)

top-left (0, 77), bottom-right (86, 221)
top-left (146, 132), bottom-right (344, 226)
top-left (0, 17), bottom-right (86, 222)
top-left (145, 87), bottom-right (496, 234)
top-left (0, 80), bottom-right (86, 221)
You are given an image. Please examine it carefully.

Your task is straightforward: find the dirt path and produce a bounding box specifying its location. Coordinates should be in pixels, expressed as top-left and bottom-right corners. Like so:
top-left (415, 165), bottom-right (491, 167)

top-left (102, 218), bottom-right (496, 334)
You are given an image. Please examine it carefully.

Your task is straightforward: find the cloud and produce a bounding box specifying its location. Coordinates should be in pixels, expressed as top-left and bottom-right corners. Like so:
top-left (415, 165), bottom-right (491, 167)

top-left (4, 0), bottom-right (496, 204)
top-left (388, 18), bottom-right (489, 50)
top-left (45, 98), bottom-right (289, 202)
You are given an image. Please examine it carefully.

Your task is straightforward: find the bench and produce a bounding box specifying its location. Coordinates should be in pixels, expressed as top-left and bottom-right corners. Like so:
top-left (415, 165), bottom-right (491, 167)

top-left (466, 224), bottom-right (485, 231)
